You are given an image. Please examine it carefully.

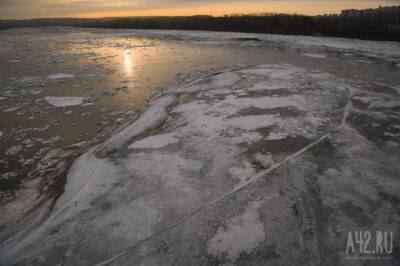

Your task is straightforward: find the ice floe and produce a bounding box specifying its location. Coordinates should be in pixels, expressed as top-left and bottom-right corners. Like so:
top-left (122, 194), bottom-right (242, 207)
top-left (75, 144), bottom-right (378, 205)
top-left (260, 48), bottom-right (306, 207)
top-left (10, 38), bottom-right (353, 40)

top-left (301, 53), bottom-right (326, 59)
top-left (0, 172), bottom-right (17, 181)
top-left (267, 131), bottom-right (288, 140)
top-left (129, 132), bottom-right (179, 149)
top-left (19, 76), bottom-right (41, 84)
top-left (0, 41), bottom-right (15, 51)
top-left (3, 107), bottom-right (20, 113)
top-left (44, 96), bottom-right (85, 107)
top-left (47, 73), bottom-right (75, 80)
top-left (5, 146), bottom-right (22, 156)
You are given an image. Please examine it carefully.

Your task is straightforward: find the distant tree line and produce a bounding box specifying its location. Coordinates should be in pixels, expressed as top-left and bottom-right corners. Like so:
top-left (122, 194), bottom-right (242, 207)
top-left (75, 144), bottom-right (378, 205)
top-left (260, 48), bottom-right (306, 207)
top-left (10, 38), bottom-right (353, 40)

top-left (1, 6), bottom-right (400, 41)
top-left (0, 18), bottom-right (91, 30)
top-left (76, 10), bottom-right (400, 41)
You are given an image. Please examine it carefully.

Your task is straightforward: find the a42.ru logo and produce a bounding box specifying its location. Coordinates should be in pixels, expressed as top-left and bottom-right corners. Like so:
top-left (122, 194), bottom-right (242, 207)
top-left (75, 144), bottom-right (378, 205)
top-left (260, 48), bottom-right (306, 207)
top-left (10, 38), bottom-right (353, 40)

top-left (346, 230), bottom-right (393, 259)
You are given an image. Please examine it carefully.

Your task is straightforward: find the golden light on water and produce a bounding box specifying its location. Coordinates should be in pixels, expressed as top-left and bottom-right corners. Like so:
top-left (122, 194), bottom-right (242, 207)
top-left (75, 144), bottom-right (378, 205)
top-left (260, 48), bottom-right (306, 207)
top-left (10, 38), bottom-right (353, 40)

top-left (124, 50), bottom-right (133, 77)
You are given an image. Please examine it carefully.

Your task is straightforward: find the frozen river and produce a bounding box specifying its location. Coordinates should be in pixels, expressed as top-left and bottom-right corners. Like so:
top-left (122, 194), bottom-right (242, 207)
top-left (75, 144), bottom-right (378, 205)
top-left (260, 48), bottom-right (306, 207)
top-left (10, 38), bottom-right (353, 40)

top-left (0, 27), bottom-right (400, 265)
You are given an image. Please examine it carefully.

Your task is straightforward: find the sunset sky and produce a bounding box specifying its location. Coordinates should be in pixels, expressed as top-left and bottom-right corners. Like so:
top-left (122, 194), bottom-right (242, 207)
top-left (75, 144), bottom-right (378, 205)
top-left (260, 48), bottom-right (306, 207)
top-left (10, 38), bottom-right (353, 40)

top-left (0, 0), bottom-right (399, 19)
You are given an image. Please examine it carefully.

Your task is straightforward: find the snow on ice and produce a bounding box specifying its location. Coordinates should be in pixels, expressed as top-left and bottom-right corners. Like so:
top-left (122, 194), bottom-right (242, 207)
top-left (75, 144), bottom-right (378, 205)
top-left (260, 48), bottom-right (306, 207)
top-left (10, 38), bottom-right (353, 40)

top-left (207, 201), bottom-right (265, 262)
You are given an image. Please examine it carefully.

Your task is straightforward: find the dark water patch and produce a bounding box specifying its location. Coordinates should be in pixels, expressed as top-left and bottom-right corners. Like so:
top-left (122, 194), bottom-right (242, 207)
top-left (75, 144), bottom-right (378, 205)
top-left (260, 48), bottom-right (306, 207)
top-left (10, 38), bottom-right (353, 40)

top-left (0, 173), bottom-right (20, 193)
top-left (372, 105), bottom-right (400, 114)
top-left (236, 106), bottom-right (303, 118)
top-left (177, 93), bottom-right (196, 104)
top-left (239, 88), bottom-right (294, 98)
top-left (230, 38), bottom-right (261, 42)
top-left (90, 197), bottom-right (113, 210)
top-left (237, 244), bottom-right (280, 265)
top-left (247, 136), bottom-right (311, 155)
top-left (252, 126), bottom-right (274, 138)
top-left (351, 96), bottom-right (370, 110)
top-left (349, 112), bottom-right (400, 144)
top-left (360, 83), bottom-right (399, 95)
top-left (308, 139), bottom-right (341, 175)
top-left (340, 201), bottom-right (373, 228)
top-left (377, 190), bottom-right (400, 217)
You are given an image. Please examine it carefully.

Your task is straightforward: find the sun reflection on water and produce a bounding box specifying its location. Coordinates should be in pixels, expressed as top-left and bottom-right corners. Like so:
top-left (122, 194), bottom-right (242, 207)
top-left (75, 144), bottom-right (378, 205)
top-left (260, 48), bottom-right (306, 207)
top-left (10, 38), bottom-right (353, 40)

top-left (124, 49), bottom-right (133, 77)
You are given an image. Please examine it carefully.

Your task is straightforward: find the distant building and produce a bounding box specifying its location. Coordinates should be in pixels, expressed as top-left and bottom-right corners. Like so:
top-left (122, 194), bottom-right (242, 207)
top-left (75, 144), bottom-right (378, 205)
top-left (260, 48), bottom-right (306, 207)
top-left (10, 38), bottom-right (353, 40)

top-left (341, 9), bottom-right (364, 17)
top-left (341, 5), bottom-right (400, 17)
